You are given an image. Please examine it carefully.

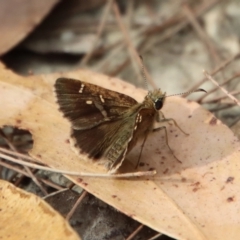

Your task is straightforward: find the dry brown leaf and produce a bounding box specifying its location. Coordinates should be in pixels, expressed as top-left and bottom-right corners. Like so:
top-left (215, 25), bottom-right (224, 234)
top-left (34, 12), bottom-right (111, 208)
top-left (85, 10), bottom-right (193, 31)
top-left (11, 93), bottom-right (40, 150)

top-left (0, 179), bottom-right (80, 240)
top-left (0, 0), bottom-right (59, 55)
top-left (0, 63), bottom-right (240, 240)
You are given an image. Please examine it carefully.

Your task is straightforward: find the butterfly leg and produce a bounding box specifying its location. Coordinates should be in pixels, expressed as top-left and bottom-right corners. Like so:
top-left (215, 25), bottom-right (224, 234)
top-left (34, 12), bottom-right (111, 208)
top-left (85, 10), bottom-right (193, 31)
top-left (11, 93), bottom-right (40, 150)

top-left (158, 112), bottom-right (189, 136)
top-left (153, 126), bottom-right (182, 163)
top-left (135, 133), bottom-right (149, 169)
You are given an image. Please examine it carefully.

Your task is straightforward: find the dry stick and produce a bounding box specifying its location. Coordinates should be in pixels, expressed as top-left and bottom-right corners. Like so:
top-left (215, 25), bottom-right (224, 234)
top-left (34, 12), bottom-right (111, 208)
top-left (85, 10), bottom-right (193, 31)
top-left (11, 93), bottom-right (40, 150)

top-left (94, 25), bottom-right (147, 77)
top-left (14, 169), bottom-right (36, 187)
top-left (107, 28), bottom-right (146, 77)
top-left (79, 0), bottom-right (113, 66)
top-left (126, 224), bottom-right (144, 240)
top-left (218, 100), bottom-right (237, 105)
top-left (112, 1), bottom-right (157, 89)
top-left (0, 160), bottom-right (32, 177)
top-left (39, 178), bottom-right (65, 191)
top-left (229, 114), bottom-right (240, 128)
top-left (187, 53), bottom-right (240, 98)
top-left (65, 190), bottom-right (88, 221)
top-left (198, 73), bottom-right (240, 103)
top-left (144, 0), bottom-right (160, 23)
top-left (144, 0), bottom-right (219, 51)
top-left (94, 39), bottom-right (127, 72)
top-left (0, 152), bottom-right (156, 178)
top-left (108, 57), bottom-right (131, 76)
top-left (209, 104), bottom-right (233, 113)
top-left (0, 160), bottom-right (64, 191)
top-left (204, 70), bottom-right (240, 107)
top-left (125, 0), bottom-right (134, 28)
top-left (0, 147), bottom-right (41, 163)
top-left (0, 132), bottom-right (47, 195)
top-left (183, 3), bottom-right (221, 67)
top-left (112, 2), bottom-right (143, 85)
top-left (146, 0), bottom-right (219, 35)
top-left (147, 233), bottom-right (162, 240)
top-left (202, 90), bottom-right (240, 104)
top-left (42, 188), bottom-right (69, 200)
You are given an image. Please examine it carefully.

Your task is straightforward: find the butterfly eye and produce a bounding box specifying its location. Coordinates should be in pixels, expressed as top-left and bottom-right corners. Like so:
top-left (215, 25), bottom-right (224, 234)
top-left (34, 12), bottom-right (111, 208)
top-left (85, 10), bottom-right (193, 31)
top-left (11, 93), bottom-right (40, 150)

top-left (155, 98), bottom-right (163, 110)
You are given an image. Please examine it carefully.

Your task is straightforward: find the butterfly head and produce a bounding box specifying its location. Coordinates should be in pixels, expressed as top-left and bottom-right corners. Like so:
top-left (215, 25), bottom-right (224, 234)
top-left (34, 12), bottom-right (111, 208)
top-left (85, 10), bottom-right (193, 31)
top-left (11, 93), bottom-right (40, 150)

top-left (146, 89), bottom-right (166, 110)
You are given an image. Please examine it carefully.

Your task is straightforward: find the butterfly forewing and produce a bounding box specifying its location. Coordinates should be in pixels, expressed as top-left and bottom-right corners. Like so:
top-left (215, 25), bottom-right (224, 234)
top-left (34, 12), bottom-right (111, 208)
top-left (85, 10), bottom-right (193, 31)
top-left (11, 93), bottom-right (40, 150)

top-left (55, 78), bottom-right (138, 130)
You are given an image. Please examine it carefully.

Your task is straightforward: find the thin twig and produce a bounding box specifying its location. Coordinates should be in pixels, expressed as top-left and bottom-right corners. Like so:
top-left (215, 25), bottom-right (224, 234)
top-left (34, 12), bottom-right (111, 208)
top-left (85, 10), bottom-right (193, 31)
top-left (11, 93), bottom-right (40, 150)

top-left (0, 159), bottom-right (65, 191)
top-left (79, 0), bottom-right (113, 66)
top-left (0, 147), bottom-right (42, 163)
top-left (42, 188), bottom-right (69, 200)
top-left (198, 73), bottom-right (240, 103)
top-left (182, 3), bottom-right (221, 67)
top-left (144, 0), bottom-right (219, 50)
top-left (126, 224), bottom-right (144, 240)
top-left (0, 151), bottom-right (156, 178)
top-left (202, 90), bottom-right (240, 104)
top-left (147, 232), bottom-right (162, 240)
top-left (0, 132), bottom-right (47, 195)
top-left (204, 70), bottom-right (240, 107)
top-left (209, 104), bottom-right (233, 112)
top-left (112, 1), bottom-right (157, 88)
top-left (0, 159), bottom-right (32, 177)
top-left (112, 1), bottom-right (141, 79)
top-left (65, 190), bottom-right (88, 221)
top-left (187, 53), bottom-right (240, 97)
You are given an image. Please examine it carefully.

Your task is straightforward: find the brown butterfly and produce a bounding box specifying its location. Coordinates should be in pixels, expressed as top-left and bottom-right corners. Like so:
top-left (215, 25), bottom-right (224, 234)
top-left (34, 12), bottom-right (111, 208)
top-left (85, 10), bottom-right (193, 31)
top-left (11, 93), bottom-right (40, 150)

top-left (55, 78), bottom-right (205, 174)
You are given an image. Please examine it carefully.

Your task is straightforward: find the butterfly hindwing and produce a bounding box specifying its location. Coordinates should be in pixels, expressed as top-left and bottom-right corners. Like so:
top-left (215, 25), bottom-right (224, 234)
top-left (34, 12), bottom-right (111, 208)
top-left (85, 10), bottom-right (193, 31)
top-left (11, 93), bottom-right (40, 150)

top-left (55, 78), bottom-right (138, 130)
top-left (70, 109), bottom-right (140, 172)
top-left (71, 105), bottom-right (157, 172)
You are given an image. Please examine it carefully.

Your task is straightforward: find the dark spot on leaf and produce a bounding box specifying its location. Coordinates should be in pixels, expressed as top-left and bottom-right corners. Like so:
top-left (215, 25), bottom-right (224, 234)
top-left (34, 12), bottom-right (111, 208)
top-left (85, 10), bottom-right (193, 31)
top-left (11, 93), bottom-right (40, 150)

top-left (77, 178), bottom-right (83, 183)
top-left (139, 162), bottom-right (145, 167)
top-left (112, 195), bottom-right (117, 198)
top-left (209, 117), bottom-right (217, 125)
top-left (181, 177), bottom-right (186, 182)
top-left (226, 176), bottom-right (234, 183)
top-left (163, 168), bottom-right (169, 174)
top-left (191, 181), bottom-right (200, 187)
top-left (227, 196), bottom-right (235, 202)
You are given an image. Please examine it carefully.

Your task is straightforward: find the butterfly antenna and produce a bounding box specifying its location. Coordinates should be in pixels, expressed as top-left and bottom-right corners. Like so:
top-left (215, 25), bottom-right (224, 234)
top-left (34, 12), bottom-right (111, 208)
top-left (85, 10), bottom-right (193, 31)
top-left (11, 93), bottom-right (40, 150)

top-left (166, 88), bottom-right (207, 97)
top-left (139, 55), bottom-right (148, 91)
